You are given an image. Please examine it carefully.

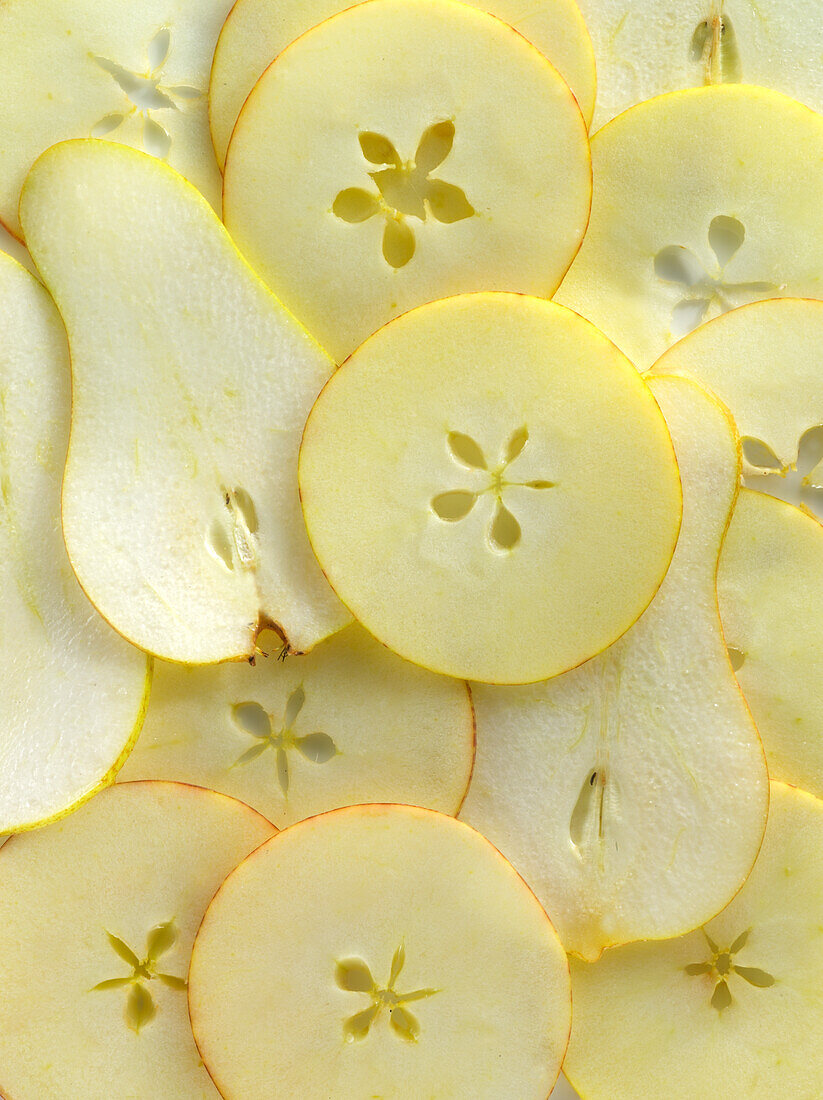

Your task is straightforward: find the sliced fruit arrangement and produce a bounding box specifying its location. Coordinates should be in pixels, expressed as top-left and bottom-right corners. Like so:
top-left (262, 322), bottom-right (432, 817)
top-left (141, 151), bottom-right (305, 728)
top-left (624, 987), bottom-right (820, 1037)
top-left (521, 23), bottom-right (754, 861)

top-left (0, 0), bottom-right (235, 236)
top-left (20, 139), bottom-right (349, 665)
top-left (188, 804), bottom-right (571, 1099)
top-left (222, 0), bottom-right (592, 360)
top-left (0, 782), bottom-right (274, 1099)
top-left (119, 624), bottom-right (475, 827)
top-left (0, 253), bottom-right (149, 834)
top-left (209, 0), bottom-right (596, 167)
top-left (460, 376), bottom-right (768, 959)
top-left (299, 293), bottom-right (682, 684)
top-left (556, 85), bottom-right (823, 369)
top-left (564, 782), bottom-right (823, 1099)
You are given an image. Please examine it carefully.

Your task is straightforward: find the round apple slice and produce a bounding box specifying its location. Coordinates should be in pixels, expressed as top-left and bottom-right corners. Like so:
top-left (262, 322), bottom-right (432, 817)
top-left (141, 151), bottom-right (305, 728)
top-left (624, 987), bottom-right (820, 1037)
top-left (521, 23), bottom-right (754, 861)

top-left (209, 0), bottom-right (596, 168)
top-left (299, 293), bottom-right (682, 684)
top-left (222, 0), bottom-right (591, 361)
top-left (119, 624), bottom-right (475, 827)
top-left (0, 781), bottom-right (274, 1100)
top-left (0, 252), bottom-right (149, 833)
top-left (556, 86), bottom-right (823, 370)
top-left (564, 782), bottom-right (823, 1099)
top-left (189, 804), bottom-right (571, 1099)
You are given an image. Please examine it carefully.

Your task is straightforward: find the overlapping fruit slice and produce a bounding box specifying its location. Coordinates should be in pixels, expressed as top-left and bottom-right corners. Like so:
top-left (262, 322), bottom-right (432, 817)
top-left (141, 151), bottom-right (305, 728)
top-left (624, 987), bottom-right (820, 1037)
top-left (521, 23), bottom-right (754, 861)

top-left (299, 293), bottom-right (682, 684)
top-left (556, 86), bottom-right (823, 370)
top-left (0, 781), bottom-right (274, 1099)
top-left (119, 624), bottom-right (475, 827)
top-left (0, 253), bottom-right (149, 833)
top-left (564, 782), bottom-right (823, 1099)
top-left (188, 804), bottom-right (571, 1099)
top-left (209, 0), bottom-right (596, 167)
top-left (222, 0), bottom-right (592, 360)
top-left (0, 0), bottom-right (235, 236)
top-left (459, 377), bottom-right (768, 959)
top-left (20, 140), bottom-right (349, 664)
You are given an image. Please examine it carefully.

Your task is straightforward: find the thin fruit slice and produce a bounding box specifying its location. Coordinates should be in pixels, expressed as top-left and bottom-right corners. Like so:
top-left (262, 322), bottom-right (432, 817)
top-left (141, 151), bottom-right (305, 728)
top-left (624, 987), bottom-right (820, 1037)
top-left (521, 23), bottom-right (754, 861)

top-left (0, 253), bottom-right (149, 833)
top-left (299, 293), bottom-right (682, 684)
top-left (459, 376), bottom-right (768, 959)
top-left (189, 804), bottom-right (571, 1099)
top-left (556, 86), bottom-right (823, 370)
top-left (223, 0), bottom-right (591, 361)
top-left (718, 489), bottom-right (823, 798)
top-left (0, 221), bottom-right (36, 276)
top-left (564, 782), bottom-right (823, 1100)
top-left (577, 0), bottom-right (823, 132)
top-left (0, 0), bottom-right (234, 238)
top-left (20, 140), bottom-right (349, 664)
top-left (0, 781), bottom-right (274, 1099)
top-left (209, 0), bottom-right (595, 168)
top-left (119, 624), bottom-right (475, 827)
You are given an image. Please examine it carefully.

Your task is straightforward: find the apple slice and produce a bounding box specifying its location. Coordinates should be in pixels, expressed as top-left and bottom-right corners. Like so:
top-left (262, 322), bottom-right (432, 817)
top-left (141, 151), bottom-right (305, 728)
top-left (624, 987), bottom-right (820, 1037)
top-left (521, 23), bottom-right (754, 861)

top-left (299, 293), bottom-right (682, 684)
top-left (577, 0), bottom-right (823, 132)
top-left (20, 140), bottom-right (349, 664)
top-left (564, 782), bottom-right (823, 1099)
top-left (0, 0), bottom-right (236, 238)
top-left (0, 253), bottom-right (149, 833)
top-left (209, 0), bottom-right (596, 168)
top-left (188, 804), bottom-right (571, 1099)
top-left (0, 781), bottom-right (274, 1099)
top-left (556, 86), bottom-right (823, 370)
top-left (119, 624), bottom-right (475, 827)
top-left (459, 376), bottom-right (768, 959)
top-left (222, 0), bottom-right (592, 361)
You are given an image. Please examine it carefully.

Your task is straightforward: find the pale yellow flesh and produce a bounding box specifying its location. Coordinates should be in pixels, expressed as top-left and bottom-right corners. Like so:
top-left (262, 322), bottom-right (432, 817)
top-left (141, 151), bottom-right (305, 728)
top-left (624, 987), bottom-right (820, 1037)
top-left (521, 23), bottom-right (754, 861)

top-left (119, 624), bottom-right (475, 827)
top-left (223, 0), bottom-right (591, 361)
top-left (577, 0), bottom-right (823, 132)
top-left (459, 377), bottom-right (768, 958)
top-left (0, 252), bottom-right (149, 833)
top-left (565, 782), bottom-right (823, 1099)
top-left (209, 0), bottom-right (596, 167)
top-left (0, 0), bottom-right (235, 237)
top-left (556, 86), bottom-right (823, 371)
top-left (20, 140), bottom-right (349, 665)
top-left (0, 782), bottom-right (274, 1099)
top-left (299, 293), bottom-right (682, 684)
top-left (189, 805), bottom-right (571, 1099)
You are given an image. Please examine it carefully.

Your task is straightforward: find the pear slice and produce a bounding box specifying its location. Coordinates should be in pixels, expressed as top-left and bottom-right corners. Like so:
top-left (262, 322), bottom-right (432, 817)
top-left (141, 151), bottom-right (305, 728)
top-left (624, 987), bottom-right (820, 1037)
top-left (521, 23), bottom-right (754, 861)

top-left (299, 293), bottom-right (682, 685)
top-left (119, 624), bottom-right (475, 827)
top-left (0, 252), bottom-right (149, 833)
top-left (20, 140), bottom-right (349, 664)
top-left (188, 804), bottom-right (571, 1099)
top-left (717, 489), bottom-right (823, 798)
top-left (0, 221), bottom-right (37, 277)
top-left (0, 0), bottom-right (235, 238)
top-left (564, 782), bottom-right (823, 1099)
top-left (556, 86), bottom-right (823, 371)
top-left (222, 0), bottom-right (592, 361)
top-left (0, 781), bottom-right (274, 1099)
top-left (577, 0), bottom-right (823, 132)
top-left (459, 376), bottom-right (768, 959)
top-left (209, 0), bottom-right (596, 168)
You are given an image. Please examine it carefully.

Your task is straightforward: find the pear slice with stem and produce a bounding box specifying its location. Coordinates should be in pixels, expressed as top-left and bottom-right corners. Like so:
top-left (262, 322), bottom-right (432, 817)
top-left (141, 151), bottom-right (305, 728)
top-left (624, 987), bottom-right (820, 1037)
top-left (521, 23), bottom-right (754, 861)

top-left (209, 0), bottom-right (595, 168)
top-left (0, 781), bottom-right (274, 1099)
top-left (119, 623), bottom-right (475, 827)
top-left (299, 293), bottom-right (682, 685)
top-left (188, 804), bottom-right (571, 1099)
top-left (556, 86), bottom-right (823, 370)
top-left (0, 1), bottom-right (236, 238)
top-left (222, 0), bottom-right (592, 361)
top-left (20, 140), bottom-right (349, 664)
top-left (564, 782), bottom-right (823, 1099)
top-left (577, 0), bottom-right (823, 132)
top-left (459, 376), bottom-right (768, 959)
top-left (0, 252), bottom-right (149, 833)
